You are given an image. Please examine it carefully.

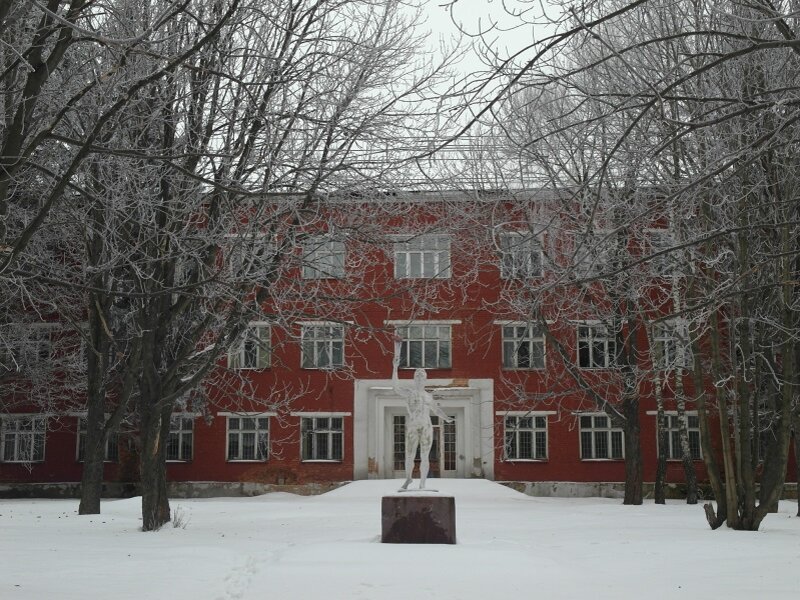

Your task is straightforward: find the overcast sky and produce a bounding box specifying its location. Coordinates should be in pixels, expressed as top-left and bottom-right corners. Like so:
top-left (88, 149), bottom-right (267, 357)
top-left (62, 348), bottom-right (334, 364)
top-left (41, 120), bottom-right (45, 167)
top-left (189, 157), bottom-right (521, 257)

top-left (417, 0), bottom-right (557, 74)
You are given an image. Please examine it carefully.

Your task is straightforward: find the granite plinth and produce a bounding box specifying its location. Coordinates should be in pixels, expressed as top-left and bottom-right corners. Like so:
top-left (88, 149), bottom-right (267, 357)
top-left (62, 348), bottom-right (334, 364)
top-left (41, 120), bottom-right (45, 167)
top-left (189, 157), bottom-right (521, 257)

top-left (381, 494), bottom-right (456, 544)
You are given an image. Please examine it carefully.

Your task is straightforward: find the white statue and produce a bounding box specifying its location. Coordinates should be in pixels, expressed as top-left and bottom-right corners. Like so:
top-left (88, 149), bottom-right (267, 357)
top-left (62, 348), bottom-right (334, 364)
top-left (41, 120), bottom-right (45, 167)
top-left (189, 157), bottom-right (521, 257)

top-left (392, 336), bottom-right (454, 490)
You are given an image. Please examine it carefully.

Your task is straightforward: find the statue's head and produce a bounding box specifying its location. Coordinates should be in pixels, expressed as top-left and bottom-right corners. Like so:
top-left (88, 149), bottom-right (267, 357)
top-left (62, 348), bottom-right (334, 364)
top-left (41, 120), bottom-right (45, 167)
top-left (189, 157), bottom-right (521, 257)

top-left (413, 368), bottom-right (427, 388)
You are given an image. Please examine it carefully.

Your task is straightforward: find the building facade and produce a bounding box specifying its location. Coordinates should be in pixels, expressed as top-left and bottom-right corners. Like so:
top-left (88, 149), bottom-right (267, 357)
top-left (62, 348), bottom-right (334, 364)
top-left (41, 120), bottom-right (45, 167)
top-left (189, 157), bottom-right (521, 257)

top-left (4, 193), bottom-right (790, 497)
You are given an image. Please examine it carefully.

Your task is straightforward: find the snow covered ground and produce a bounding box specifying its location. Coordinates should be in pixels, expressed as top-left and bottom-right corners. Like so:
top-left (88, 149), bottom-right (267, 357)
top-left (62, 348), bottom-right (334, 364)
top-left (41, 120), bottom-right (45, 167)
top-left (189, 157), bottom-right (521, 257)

top-left (2, 479), bottom-right (798, 600)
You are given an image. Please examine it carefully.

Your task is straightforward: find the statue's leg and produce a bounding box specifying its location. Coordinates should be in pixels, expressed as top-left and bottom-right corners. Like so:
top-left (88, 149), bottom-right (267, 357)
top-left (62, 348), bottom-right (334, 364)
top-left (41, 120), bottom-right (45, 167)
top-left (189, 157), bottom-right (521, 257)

top-left (401, 431), bottom-right (418, 490)
top-left (419, 427), bottom-right (433, 489)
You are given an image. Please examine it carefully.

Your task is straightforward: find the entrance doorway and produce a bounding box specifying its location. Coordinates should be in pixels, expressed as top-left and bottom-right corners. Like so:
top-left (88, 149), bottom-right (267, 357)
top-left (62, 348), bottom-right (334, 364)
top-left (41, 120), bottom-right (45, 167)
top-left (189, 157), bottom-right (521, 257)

top-left (354, 378), bottom-right (495, 481)
top-left (386, 410), bottom-right (464, 479)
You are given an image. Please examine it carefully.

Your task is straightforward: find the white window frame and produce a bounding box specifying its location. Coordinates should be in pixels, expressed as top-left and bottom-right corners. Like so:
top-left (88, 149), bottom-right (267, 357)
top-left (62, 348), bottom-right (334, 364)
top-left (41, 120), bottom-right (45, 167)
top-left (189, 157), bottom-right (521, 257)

top-left (1, 415), bottom-right (46, 463)
top-left (651, 319), bottom-right (686, 370)
top-left (393, 234), bottom-right (451, 279)
top-left (225, 233), bottom-right (277, 279)
top-left (301, 323), bottom-right (345, 369)
top-left (394, 323), bottom-right (452, 369)
top-left (166, 415), bottom-right (194, 462)
top-left (501, 412), bottom-right (549, 461)
top-left (226, 414), bottom-right (270, 462)
top-left (300, 415), bottom-right (344, 462)
top-left (577, 322), bottom-right (618, 369)
top-left (579, 413), bottom-right (624, 460)
top-left (646, 228), bottom-right (677, 277)
top-left (501, 322), bottom-right (545, 370)
top-left (229, 323), bottom-right (271, 370)
top-left (1, 323), bottom-right (54, 372)
top-left (76, 416), bottom-right (119, 463)
top-left (74, 323), bottom-right (89, 369)
top-left (574, 230), bottom-right (613, 278)
top-left (499, 232), bottom-right (543, 279)
top-left (664, 412), bottom-right (702, 461)
top-left (172, 256), bottom-right (205, 302)
top-left (302, 236), bottom-right (346, 279)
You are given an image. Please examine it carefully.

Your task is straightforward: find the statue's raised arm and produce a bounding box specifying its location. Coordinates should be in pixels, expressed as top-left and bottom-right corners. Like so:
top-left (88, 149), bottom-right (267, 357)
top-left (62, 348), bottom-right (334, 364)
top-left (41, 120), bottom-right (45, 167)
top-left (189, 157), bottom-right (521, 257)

top-left (391, 334), bottom-right (412, 399)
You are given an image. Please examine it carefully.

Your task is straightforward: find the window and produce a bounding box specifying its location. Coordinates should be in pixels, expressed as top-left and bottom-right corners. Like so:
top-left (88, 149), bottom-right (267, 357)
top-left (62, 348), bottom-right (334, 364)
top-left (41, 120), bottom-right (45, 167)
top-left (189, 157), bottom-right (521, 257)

top-left (499, 232), bottom-right (543, 278)
top-left (301, 324), bottom-right (344, 369)
top-left (652, 320), bottom-right (685, 370)
top-left (301, 416), bottom-right (343, 461)
top-left (574, 231), bottom-right (613, 278)
top-left (1, 416), bottom-right (46, 462)
top-left (303, 236), bottom-right (345, 279)
top-left (502, 324), bottom-right (545, 369)
top-left (172, 257), bottom-right (204, 301)
top-left (229, 323), bottom-right (270, 370)
top-left (665, 414), bottom-right (701, 460)
top-left (578, 324), bottom-right (618, 368)
top-left (0, 325), bottom-right (52, 372)
top-left (394, 234), bottom-right (451, 279)
top-left (77, 417), bottom-right (119, 462)
top-left (647, 229), bottom-right (677, 276)
top-left (396, 324), bottom-right (451, 369)
top-left (166, 415), bottom-right (194, 461)
top-left (227, 416), bottom-right (269, 461)
top-left (580, 414), bottom-right (624, 459)
top-left (227, 235), bottom-right (276, 279)
top-left (504, 415), bottom-right (547, 460)
top-left (0, 342), bottom-right (14, 372)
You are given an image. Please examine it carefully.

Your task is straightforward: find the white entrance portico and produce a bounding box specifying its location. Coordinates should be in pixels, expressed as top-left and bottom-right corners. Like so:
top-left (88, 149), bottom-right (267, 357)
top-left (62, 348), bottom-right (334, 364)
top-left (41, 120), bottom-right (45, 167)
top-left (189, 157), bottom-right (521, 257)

top-left (353, 378), bottom-right (494, 480)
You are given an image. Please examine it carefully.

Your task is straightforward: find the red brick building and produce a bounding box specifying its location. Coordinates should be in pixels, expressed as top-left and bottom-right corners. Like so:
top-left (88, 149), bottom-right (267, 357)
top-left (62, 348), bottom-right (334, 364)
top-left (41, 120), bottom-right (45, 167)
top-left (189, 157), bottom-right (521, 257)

top-left (4, 191), bottom-right (777, 497)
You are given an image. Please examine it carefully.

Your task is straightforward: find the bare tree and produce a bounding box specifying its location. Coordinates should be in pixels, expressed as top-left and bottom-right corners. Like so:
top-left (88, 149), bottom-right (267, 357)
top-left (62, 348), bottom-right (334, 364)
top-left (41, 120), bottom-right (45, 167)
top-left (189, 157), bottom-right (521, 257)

top-left (460, 0), bottom-right (800, 527)
top-left (67, 0), bottom-right (450, 530)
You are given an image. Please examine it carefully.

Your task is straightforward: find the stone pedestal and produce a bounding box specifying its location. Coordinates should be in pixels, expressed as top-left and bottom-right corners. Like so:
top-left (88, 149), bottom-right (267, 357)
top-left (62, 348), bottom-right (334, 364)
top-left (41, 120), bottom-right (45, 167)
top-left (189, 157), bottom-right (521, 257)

top-left (381, 494), bottom-right (456, 544)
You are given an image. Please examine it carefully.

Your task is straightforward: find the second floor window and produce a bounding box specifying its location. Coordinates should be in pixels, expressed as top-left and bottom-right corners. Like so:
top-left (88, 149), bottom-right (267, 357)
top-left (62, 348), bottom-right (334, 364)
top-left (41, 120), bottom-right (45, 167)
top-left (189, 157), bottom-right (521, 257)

top-left (229, 324), bottom-right (270, 370)
top-left (499, 232), bottom-right (543, 278)
top-left (396, 324), bottom-right (451, 369)
top-left (1, 416), bottom-right (46, 463)
top-left (647, 229), bottom-right (677, 277)
top-left (574, 231), bottom-right (613, 278)
top-left (301, 324), bottom-right (344, 369)
top-left (578, 324), bottom-right (618, 368)
top-left (502, 324), bottom-right (545, 369)
top-left (394, 234), bottom-right (451, 279)
top-left (1, 325), bottom-right (52, 372)
top-left (652, 320), bottom-right (685, 370)
top-left (166, 416), bottom-right (194, 461)
top-left (303, 237), bottom-right (345, 279)
top-left (226, 235), bottom-right (277, 280)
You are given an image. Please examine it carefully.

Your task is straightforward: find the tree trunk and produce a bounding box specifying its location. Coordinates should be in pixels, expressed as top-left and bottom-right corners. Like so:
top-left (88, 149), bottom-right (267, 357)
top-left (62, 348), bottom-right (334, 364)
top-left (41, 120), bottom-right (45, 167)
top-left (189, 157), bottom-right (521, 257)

top-left (671, 282), bottom-right (698, 503)
top-left (139, 404), bottom-right (171, 531)
top-left (78, 415), bottom-right (105, 515)
top-left (709, 311), bottom-right (740, 528)
top-left (752, 222), bottom-right (797, 528)
top-left (794, 422), bottom-right (800, 518)
top-left (691, 334), bottom-right (726, 529)
top-left (675, 376), bottom-right (698, 504)
top-left (79, 293), bottom-right (109, 515)
top-left (653, 369), bottom-right (667, 505)
top-left (622, 397), bottom-right (643, 505)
